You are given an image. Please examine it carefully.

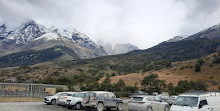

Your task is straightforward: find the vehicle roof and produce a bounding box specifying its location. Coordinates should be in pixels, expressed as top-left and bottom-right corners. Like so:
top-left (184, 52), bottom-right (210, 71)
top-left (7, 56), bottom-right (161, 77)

top-left (179, 91), bottom-right (220, 97)
top-left (79, 91), bottom-right (88, 93)
top-left (132, 95), bottom-right (155, 98)
top-left (60, 92), bottom-right (78, 94)
top-left (89, 91), bottom-right (113, 94)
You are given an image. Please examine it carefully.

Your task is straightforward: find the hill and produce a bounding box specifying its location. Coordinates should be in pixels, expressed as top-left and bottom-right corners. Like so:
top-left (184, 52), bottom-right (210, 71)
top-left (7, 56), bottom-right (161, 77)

top-left (104, 52), bottom-right (220, 90)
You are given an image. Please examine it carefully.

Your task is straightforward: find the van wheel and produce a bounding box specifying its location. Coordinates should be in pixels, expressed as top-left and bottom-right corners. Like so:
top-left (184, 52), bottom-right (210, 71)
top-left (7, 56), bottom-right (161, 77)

top-left (164, 105), bottom-right (169, 111)
top-left (117, 103), bottom-right (123, 111)
top-left (146, 107), bottom-right (153, 111)
top-left (74, 103), bottom-right (82, 110)
top-left (51, 99), bottom-right (56, 105)
top-left (97, 103), bottom-right (104, 111)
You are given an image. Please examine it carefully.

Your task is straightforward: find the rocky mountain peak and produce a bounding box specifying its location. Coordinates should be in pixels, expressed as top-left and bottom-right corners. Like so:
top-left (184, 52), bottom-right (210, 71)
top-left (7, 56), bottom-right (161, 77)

top-left (0, 24), bottom-right (7, 32)
top-left (166, 35), bottom-right (188, 43)
top-left (0, 20), bottom-right (107, 60)
top-left (101, 42), bottom-right (139, 55)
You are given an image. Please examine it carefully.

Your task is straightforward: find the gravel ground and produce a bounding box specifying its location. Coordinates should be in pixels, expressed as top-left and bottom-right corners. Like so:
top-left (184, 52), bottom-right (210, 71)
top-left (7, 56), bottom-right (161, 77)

top-left (0, 102), bottom-right (128, 111)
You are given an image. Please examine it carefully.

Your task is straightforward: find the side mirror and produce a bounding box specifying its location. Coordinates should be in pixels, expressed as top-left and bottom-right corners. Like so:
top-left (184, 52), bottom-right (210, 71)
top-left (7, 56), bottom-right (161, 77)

top-left (199, 104), bottom-right (203, 109)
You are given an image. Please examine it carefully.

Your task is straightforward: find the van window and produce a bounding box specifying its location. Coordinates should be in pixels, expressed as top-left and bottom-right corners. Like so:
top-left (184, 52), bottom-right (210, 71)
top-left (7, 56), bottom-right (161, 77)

top-left (132, 97), bottom-right (144, 101)
top-left (107, 93), bottom-right (116, 98)
top-left (174, 96), bottom-right (198, 107)
top-left (149, 96), bottom-right (156, 101)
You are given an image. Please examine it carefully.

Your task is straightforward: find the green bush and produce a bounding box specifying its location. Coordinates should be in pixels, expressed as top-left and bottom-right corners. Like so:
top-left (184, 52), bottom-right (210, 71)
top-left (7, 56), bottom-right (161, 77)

top-left (213, 57), bottom-right (220, 64)
top-left (141, 74), bottom-right (166, 94)
top-left (195, 63), bottom-right (201, 72)
top-left (197, 59), bottom-right (204, 65)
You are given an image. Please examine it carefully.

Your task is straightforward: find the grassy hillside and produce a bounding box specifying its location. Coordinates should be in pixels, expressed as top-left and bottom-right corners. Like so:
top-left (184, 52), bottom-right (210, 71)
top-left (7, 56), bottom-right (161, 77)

top-left (0, 45), bottom-right (80, 68)
top-left (105, 52), bottom-right (220, 90)
top-left (0, 51), bottom-right (220, 91)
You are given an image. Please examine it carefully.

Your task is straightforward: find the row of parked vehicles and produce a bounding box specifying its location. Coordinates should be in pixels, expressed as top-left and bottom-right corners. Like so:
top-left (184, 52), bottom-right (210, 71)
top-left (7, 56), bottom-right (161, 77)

top-left (44, 91), bottom-right (123, 111)
top-left (44, 91), bottom-right (220, 111)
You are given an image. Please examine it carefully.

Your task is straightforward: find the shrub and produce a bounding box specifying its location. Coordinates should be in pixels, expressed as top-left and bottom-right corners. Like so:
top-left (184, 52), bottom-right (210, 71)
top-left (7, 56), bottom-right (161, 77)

top-left (195, 63), bottom-right (201, 72)
top-left (180, 66), bottom-right (185, 70)
top-left (56, 87), bottom-right (65, 93)
top-left (141, 74), bottom-right (166, 94)
top-left (111, 73), bottom-right (116, 76)
top-left (197, 59), bottom-right (204, 65)
top-left (213, 57), bottom-right (220, 64)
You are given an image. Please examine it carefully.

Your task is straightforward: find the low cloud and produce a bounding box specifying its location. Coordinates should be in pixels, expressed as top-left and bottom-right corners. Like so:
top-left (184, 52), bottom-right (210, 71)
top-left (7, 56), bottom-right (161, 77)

top-left (0, 0), bottom-right (220, 49)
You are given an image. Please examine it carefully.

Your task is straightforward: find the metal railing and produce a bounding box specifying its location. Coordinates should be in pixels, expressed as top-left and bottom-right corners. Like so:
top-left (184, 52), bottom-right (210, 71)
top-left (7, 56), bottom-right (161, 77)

top-left (0, 91), bottom-right (49, 98)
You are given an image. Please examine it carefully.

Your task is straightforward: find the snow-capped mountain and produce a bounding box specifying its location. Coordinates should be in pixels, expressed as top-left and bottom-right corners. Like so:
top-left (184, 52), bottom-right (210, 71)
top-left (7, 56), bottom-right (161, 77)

top-left (186, 23), bottom-right (220, 40)
top-left (102, 42), bottom-right (139, 55)
top-left (112, 43), bottom-right (139, 55)
top-left (0, 20), bottom-right (107, 61)
top-left (166, 35), bottom-right (188, 42)
top-left (0, 24), bottom-right (7, 39)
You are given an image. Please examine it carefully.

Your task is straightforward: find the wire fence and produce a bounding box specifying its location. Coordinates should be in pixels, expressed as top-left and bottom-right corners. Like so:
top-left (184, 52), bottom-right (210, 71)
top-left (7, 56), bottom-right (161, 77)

top-left (0, 90), bottom-right (49, 98)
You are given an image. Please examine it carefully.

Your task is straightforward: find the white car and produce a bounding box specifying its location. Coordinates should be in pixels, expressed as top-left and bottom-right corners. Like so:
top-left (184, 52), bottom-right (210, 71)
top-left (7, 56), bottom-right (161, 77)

top-left (167, 96), bottom-right (178, 106)
top-left (170, 91), bottom-right (220, 111)
top-left (57, 92), bottom-right (78, 106)
top-left (66, 92), bottom-right (87, 110)
top-left (44, 92), bottom-right (64, 105)
top-left (128, 95), bottom-right (170, 111)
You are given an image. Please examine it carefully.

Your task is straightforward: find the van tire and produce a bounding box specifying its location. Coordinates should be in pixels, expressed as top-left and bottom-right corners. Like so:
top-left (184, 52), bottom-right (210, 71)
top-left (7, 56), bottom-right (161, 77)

top-left (97, 103), bottom-right (104, 111)
top-left (146, 107), bottom-right (153, 111)
top-left (117, 103), bottom-right (123, 111)
top-left (164, 105), bottom-right (169, 111)
top-left (74, 102), bottom-right (82, 110)
top-left (51, 99), bottom-right (56, 105)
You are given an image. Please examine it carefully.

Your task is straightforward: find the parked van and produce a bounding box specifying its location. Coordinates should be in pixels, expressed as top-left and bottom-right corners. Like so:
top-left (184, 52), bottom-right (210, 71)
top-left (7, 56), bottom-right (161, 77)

top-left (170, 91), bottom-right (220, 111)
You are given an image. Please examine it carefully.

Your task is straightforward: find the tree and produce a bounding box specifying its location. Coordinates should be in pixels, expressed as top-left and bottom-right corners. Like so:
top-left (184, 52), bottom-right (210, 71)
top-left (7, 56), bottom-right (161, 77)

top-left (141, 74), bottom-right (166, 94)
top-left (196, 59), bottom-right (204, 65)
top-left (195, 63), bottom-right (201, 72)
top-left (115, 79), bottom-right (125, 91)
top-left (167, 83), bottom-right (175, 95)
top-left (100, 77), bottom-right (113, 91)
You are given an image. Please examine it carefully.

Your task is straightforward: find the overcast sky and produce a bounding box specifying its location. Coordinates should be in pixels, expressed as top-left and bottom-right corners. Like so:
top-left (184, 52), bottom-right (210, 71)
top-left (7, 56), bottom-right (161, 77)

top-left (1, 0), bottom-right (220, 49)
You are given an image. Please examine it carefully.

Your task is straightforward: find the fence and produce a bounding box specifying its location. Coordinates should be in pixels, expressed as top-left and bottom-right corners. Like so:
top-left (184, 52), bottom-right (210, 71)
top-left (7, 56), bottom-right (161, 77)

top-left (0, 90), bottom-right (49, 98)
top-left (0, 83), bottom-right (68, 98)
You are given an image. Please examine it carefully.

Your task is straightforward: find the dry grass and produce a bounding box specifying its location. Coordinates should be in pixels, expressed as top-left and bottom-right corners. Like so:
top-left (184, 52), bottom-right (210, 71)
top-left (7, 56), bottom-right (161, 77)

top-left (0, 97), bottom-right (43, 102)
top-left (101, 53), bottom-right (220, 90)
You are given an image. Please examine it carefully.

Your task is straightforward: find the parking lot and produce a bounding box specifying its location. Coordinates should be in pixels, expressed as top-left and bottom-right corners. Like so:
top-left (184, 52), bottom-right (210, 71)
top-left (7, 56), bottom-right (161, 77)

top-left (0, 102), bottom-right (128, 111)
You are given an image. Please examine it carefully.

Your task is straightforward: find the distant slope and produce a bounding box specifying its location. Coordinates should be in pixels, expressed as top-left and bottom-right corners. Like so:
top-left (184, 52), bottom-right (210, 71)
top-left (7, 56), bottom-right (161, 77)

top-left (186, 23), bottom-right (220, 40)
top-left (104, 52), bottom-right (220, 90)
top-left (0, 45), bottom-right (80, 68)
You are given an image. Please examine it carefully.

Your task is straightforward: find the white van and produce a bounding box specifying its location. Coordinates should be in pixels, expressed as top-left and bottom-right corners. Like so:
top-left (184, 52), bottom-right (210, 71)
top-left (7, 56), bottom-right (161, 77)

top-left (170, 91), bottom-right (220, 111)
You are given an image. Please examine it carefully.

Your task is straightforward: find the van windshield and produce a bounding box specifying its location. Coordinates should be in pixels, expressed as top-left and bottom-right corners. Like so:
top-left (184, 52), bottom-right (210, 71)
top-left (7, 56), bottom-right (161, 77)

top-left (173, 96), bottom-right (198, 107)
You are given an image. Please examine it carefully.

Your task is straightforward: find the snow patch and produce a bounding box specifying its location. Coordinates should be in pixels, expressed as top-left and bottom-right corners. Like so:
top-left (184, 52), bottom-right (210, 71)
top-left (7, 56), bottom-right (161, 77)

top-left (35, 33), bottom-right (60, 40)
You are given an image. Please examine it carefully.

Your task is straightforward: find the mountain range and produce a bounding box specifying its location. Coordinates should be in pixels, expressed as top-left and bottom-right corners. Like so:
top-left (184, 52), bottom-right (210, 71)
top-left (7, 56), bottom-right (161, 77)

top-left (102, 43), bottom-right (139, 55)
top-left (0, 20), bottom-right (108, 67)
top-left (1, 21), bottom-right (220, 69)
